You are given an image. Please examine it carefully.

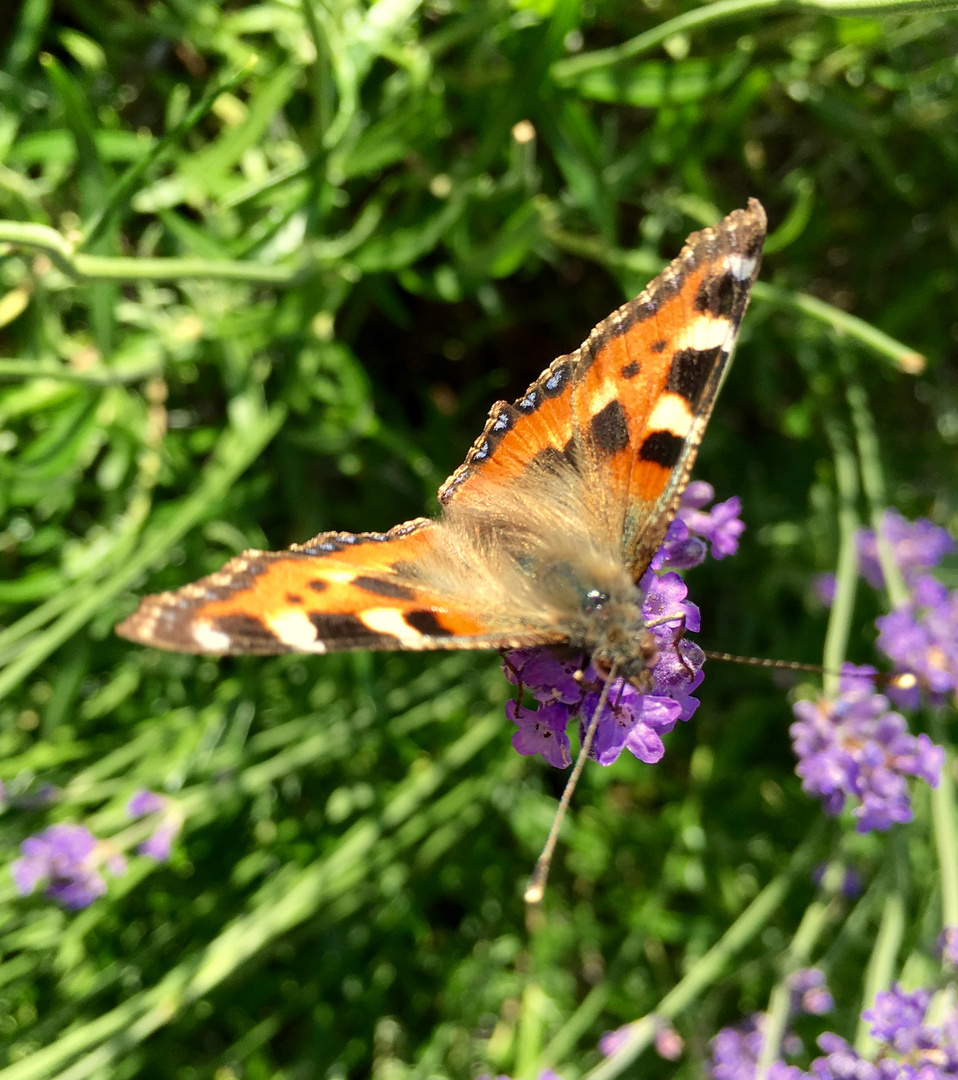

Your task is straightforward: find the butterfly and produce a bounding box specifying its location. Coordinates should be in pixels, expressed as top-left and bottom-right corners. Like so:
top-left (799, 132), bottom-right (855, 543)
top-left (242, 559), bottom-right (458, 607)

top-left (117, 200), bottom-right (766, 691)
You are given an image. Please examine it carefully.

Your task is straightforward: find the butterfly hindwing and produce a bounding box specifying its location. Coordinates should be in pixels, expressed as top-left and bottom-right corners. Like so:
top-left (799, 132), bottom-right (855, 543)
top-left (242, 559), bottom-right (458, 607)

top-left (116, 517), bottom-right (566, 655)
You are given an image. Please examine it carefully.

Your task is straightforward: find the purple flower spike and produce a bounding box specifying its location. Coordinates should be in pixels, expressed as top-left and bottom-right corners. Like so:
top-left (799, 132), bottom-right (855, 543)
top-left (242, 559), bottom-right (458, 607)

top-left (789, 968), bottom-right (834, 1015)
top-left (939, 926), bottom-right (958, 966)
top-left (655, 1026), bottom-right (684, 1061)
top-left (876, 574), bottom-right (958, 703)
top-left (789, 671), bottom-right (943, 833)
top-left (127, 789), bottom-right (166, 818)
top-left (599, 1025), bottom-right (632, 1057)
top-left (857, 509), bottom-right (955, 589)
top-left (709, 1015), bottom-right (765, 1080)
top-left (676, 482), bottom-right (746, 560)
top-left (862, 983), bottom-right (932, 1049)
top-left (11, 823), bottom-right (123, 910)
top-left (137, 821), bottom-right (179, 863)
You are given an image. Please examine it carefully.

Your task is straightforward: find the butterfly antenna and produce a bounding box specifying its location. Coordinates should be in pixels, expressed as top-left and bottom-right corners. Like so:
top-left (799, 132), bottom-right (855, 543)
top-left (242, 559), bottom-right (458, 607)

top-left (702, 651), bottom-right (915, 691)
top-left (524, 663), bottom-right (620, 906)
top-left (702, 651), bottom-right (831, 675)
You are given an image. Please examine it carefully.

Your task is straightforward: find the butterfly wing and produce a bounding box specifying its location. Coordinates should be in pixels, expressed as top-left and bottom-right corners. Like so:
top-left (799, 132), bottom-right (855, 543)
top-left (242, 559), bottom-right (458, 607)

top-left (574, 200), bottom-right (766, 576)
top-left (116, 517), bottom-right (567, 655)
top-left (117, 202), bottom-right (765, 657)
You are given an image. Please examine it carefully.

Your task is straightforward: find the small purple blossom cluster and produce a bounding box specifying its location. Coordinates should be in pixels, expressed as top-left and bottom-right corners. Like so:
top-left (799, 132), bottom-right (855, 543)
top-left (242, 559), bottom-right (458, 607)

top-left (10, 824), bottom-right (125, 910)
top-left (709, 977), bottom-right (958, 1080)
top-left (816, 510), bottom-right (957, 703)
top-left (877, 575), bottom-right (958, 707)
top-left (790, 665), bottom-right (943, 832)
top-left (795, 510), bottom-right (954, 831)
top-left (503, 485), bottom-right (741, 768)
top-left (708, 970), bottom-right (831, 1080)
top-left (11, 788), bottom-right (181, 910)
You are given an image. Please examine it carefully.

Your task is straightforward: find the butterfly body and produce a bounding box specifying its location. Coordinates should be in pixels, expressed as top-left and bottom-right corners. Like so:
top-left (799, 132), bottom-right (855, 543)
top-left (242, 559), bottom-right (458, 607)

top-left (117, 201), bottom-right (767, 675)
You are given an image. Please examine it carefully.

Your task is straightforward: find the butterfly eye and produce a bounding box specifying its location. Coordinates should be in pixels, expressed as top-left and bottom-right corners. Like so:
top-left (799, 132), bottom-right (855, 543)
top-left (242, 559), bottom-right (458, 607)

top-left (583, 589), bottom-right (609, 614)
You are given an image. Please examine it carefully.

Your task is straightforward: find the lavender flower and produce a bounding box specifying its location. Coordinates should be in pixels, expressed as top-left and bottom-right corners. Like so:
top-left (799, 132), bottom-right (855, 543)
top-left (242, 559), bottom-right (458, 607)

top-left (127, 788), bottom-right (166, 817)
top-left (709, 981), bottom-right (958, 1080)
top-left (504, 571), bottom-right (704, 769)
top-left (675, 481), bottom-right (746, 560)
top-left (939, 926), bottom-right (958, 967)
top-left (788, 969), bottom-right (834, 1016)
top-left (709, 1015), bottom-right (766, 1080)
top-left (127, 788), bottom-right (181, 862)
top-left (789, 666), bottom-right (943, 832)
top-left (876, 574), bottom-right (958, 704)
top-left (811, 863), bottom-right (862, 899)
top-left (811, 983), bottom-right (958, 1079)
top-left (857, 509), bottom-right (955, 589)
top-left (655, 1026), bottom-right (684, 1061)
top-left (11, 823), bottom-right (125, 910)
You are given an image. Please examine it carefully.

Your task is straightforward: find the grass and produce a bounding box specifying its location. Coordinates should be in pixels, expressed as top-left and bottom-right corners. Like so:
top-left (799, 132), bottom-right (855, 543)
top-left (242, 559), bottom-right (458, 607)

top-left (1, 1), bottom-right (957, 1077)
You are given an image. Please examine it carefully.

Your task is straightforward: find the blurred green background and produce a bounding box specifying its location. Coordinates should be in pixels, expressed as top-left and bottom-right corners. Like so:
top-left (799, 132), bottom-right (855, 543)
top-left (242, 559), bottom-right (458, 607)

top-left (0, 1), bottom-right (956, 1077)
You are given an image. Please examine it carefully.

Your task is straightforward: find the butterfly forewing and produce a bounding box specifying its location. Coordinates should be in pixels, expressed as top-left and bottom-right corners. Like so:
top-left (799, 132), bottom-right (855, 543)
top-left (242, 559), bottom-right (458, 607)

top-left (117, 202), bottom-right (766, 658)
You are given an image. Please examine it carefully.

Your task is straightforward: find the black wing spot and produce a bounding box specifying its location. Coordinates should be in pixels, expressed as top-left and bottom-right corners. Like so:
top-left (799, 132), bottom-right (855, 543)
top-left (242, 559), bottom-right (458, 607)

top-left (405, 609), bottom-right (454, 637)
top-left (286, 593), bottom-right (304, 605)
top-left (589, 399), bottom-right (630, 456)
top-left (694, 272), bottom-right (739, 318)
top-left (531, 440), bottom-right (578, 475)
top-left (639, 430), bottom-right (684, 468)
top-left (213, 613), bottom-right (279, 645)
top-left (352, 575), bottom-right (414, 600)
top-left (620, 360), bottom-right (641, 378)
top-left (651, 339), bottom-right (667, 353)
top-left (308, 612), bottom-right (374, 641)
top-left (308, 579), bottom-right (328, 592)
top-left (666, 346), bottom-right (722, 406)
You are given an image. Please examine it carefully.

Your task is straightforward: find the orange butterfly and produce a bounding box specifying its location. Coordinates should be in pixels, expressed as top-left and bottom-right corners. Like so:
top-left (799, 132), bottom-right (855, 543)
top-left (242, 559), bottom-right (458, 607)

top-left (117, 200), bottom-right (766, 693)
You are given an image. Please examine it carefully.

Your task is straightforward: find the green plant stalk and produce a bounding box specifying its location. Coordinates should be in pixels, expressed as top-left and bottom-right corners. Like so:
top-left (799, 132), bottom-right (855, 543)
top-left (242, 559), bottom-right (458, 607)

top-left (756, 889), bottom-right (840, 1080)
top-left (583, 824), bottom-right (823, 1080)
top-left (855, 833), bottom-right (908, 1053)
top-left (845, 380), bottom-right (910, 608)
top-left (822, 414), bottom-right (860, 696)
top-left (756, 283), bottom-right (925, 375)
top-left (0, 358), bottom-right (162, 384)
top-left (931, 709), bottom-right (958, 931)
top-left (847, 371), bottom-right (958, 943)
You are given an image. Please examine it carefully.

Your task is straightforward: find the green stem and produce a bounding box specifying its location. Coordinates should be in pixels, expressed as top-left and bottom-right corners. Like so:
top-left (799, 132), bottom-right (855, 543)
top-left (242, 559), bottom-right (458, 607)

top-left (754, 283), bottom-right (925, 375)
top-left (822, 414), bottom-right (860, 695)
top-left (0, 220), bottom-right (302, 283)
top-left (756, 882), bottom-right (840, 1080)
top-left (855, 834), bottom-right (907, 1053)
top-left (931, 710), bottom-right (958, 932)
top-left (0, 358), bottom-right (161, 385)
top-left (845, 379), bottom-right (910, 609)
